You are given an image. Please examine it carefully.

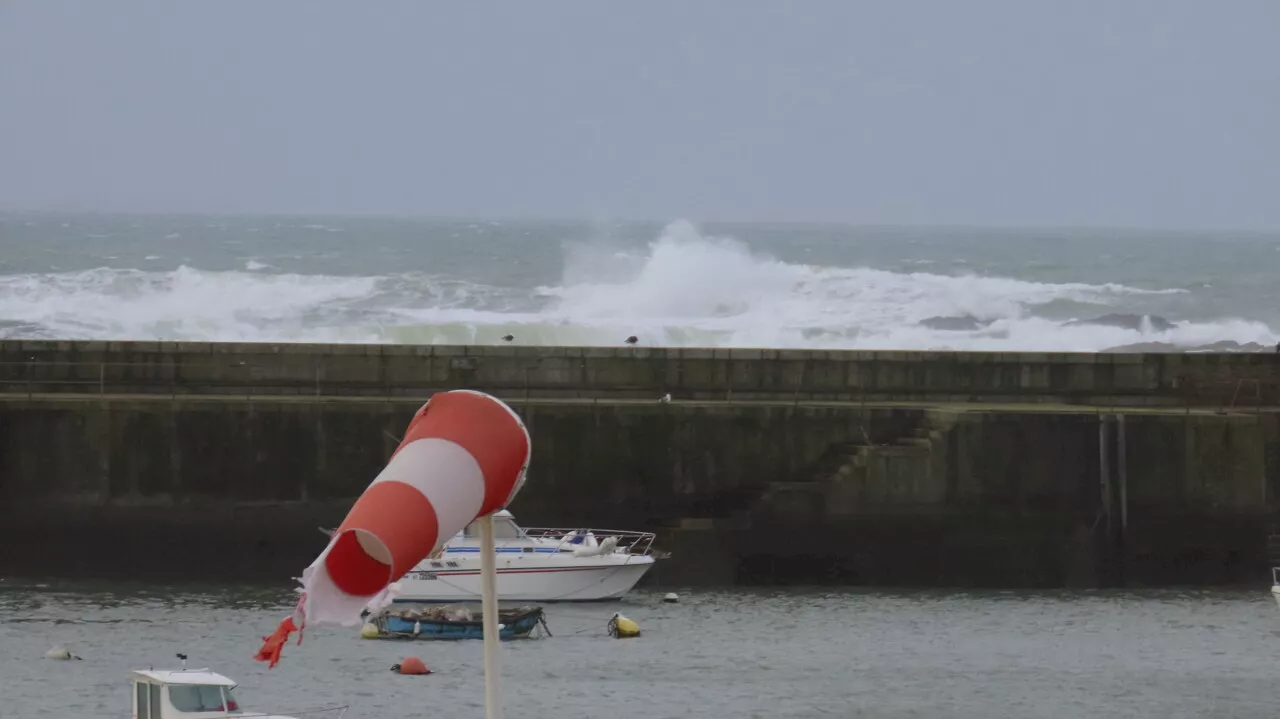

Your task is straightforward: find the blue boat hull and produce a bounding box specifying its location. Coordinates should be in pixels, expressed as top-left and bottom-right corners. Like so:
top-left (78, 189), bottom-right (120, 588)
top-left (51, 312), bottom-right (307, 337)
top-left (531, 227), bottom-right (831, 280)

top-left (375, 606), bottom-right (545, 641)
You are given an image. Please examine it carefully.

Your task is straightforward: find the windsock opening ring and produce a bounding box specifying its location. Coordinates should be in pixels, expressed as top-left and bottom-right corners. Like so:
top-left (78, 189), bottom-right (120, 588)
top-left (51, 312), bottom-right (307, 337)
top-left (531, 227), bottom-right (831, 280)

top-left (325, 528), bottom-right (396, 597)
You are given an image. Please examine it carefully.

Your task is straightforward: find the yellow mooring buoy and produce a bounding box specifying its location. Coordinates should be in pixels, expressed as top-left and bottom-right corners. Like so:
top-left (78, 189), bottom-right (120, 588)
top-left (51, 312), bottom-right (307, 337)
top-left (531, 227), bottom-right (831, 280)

top-left (607, 613), bottom-right (640, 638)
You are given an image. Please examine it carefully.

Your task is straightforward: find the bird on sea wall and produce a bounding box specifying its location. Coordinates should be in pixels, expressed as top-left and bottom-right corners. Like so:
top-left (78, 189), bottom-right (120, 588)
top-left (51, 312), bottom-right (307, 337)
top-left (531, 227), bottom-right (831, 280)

top-left (624, 336), bottom-right (638, 345)
top-left (501, 334), bottom-right (514, 342)
top-left (659, 393), bottom-right (671, 403)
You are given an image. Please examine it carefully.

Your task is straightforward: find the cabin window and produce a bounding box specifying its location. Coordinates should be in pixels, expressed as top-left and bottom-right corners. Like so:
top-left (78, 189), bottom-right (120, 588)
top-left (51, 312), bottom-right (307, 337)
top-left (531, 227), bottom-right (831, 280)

top-left (169, 684), bottom-right (241, 713)
top-left (149, 685), bottom-right (162, 717)
top-left (136, 683), bottom-right (150, 719)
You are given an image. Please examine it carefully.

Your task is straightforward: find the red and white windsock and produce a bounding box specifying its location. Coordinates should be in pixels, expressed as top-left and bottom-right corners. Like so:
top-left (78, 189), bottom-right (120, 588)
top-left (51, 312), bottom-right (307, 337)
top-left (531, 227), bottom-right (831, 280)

top-left (255, 389), bottom-right (531, 668)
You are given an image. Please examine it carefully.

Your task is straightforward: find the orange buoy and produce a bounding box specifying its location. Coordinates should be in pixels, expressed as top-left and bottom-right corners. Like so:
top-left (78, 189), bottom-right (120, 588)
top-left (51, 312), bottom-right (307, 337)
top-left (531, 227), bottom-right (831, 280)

top-left (393, 657), bottom-right (432, 675)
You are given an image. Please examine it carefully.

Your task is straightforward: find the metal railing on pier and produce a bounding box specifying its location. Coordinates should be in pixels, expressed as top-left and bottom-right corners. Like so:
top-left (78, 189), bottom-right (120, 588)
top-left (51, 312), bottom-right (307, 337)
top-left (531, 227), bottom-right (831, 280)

top-left (1173, 375), bottom-right (1280, 414)
top-left (0, 358), bottom-right (902, 405)
top-left (1, 358), bottom-right (1277, 410)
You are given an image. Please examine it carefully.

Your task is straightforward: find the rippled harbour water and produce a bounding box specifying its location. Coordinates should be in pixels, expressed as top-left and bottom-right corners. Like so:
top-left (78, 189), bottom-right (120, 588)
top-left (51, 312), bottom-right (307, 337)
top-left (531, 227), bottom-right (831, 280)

top-left (2, 580), bottom-right (1277, 719)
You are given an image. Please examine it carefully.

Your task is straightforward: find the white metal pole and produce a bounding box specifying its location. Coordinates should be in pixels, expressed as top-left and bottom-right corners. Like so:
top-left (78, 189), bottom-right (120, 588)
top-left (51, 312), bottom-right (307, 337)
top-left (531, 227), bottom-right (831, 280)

top-left (478, 514), bottom-right (502, 719)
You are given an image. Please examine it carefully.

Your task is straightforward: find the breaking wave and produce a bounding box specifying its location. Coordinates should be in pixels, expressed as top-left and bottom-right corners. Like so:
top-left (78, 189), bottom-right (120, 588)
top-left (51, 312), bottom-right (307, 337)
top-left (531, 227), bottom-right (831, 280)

top-left (0, 220), bottom-right (1275, 352)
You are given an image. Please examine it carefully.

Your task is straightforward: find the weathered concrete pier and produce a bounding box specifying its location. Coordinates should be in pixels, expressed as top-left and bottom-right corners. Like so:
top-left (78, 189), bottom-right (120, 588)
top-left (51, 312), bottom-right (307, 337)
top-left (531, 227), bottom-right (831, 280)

top-left (1, 340), bottom-right (1277, 587)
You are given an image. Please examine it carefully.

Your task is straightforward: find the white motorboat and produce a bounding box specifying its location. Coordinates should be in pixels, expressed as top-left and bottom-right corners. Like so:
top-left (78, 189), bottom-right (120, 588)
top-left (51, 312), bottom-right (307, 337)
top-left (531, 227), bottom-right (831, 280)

top-left (129, 656), bottom-right (346, 719)
top-left (394, 510), bottom-right (661, 602)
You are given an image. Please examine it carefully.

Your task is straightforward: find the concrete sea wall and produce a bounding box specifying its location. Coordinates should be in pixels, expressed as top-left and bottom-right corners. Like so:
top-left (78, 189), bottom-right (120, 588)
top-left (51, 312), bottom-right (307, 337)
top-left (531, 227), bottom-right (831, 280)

top-left (1, 340), bottom-right (1278, 587)
top-left (2, 391), bottom-right (1278, 586)
top-left (1, 339), bottom-right (1278, 405)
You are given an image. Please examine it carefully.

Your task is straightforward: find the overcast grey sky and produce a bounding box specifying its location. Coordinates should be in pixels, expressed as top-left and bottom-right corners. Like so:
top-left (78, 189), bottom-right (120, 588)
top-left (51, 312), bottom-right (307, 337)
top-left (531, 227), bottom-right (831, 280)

top-left (1, 0), bottom-right (1277, 229)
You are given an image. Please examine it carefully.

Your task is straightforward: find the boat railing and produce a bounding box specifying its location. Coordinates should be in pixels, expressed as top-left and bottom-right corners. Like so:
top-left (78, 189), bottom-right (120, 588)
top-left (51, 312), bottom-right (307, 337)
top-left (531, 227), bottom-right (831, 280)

top-left (520, 527), bottom-right (658, 556)
top-left (191, 705), bottom-right (349, 719)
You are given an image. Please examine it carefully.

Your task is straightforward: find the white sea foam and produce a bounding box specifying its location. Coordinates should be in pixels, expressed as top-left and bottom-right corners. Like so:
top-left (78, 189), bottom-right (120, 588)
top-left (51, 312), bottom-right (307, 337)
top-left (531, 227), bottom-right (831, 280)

top-left (0, 221), bottom-right (1274, 351)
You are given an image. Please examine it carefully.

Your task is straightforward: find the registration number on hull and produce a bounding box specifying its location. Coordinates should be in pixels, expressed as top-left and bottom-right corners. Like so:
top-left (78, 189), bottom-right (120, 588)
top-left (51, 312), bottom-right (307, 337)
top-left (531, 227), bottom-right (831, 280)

top-left (407, 559), bottom-right (462, 580)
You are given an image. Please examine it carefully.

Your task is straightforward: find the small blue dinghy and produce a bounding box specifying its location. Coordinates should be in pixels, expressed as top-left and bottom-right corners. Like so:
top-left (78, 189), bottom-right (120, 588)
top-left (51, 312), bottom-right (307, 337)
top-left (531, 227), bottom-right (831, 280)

top-left (365, 603), bottom-right (549, 641)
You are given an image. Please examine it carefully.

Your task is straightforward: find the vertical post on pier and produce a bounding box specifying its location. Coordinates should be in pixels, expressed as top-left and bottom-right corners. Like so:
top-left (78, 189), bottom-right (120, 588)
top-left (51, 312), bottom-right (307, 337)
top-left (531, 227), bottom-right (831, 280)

top-left (1117, 414), bottom-right (1128, 536)
top-left (479, 514), bottom-right (503, 719)
top-left (1098, 414), bottom-right (1112, 537)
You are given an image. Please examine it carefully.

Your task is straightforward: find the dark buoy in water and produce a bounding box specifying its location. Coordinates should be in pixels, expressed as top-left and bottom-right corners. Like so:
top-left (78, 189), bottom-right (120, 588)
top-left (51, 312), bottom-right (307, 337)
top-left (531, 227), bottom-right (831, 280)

top-left (624, 335), bottom-right (638, 345)
top-left (391, 657), bottom-right (432, 675)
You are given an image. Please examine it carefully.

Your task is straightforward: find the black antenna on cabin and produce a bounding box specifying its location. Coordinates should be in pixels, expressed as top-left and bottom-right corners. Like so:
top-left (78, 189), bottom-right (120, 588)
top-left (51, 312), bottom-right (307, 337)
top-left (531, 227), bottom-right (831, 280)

top-left (176, 653), bottom-right (188, 670)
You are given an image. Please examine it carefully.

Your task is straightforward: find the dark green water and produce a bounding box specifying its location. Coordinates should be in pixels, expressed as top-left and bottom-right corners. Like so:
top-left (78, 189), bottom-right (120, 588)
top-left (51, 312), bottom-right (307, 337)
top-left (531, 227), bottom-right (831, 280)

top-left (3, 580), bottom-right (1277, 718)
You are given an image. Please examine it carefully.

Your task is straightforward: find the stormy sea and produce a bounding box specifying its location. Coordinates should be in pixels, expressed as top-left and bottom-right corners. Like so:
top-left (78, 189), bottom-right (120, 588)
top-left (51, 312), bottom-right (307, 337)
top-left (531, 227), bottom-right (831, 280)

top-left (2, 212), bottom-right (1277, 353)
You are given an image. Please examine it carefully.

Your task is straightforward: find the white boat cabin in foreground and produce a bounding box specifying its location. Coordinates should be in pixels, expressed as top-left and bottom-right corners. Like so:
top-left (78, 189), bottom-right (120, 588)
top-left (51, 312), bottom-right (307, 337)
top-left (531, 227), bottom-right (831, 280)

top-left (131, 667), bottom-right (343, 719)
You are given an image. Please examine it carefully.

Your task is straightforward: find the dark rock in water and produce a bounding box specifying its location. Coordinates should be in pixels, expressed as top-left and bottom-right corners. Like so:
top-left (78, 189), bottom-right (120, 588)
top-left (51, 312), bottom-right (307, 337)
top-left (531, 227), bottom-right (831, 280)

top-left (0, 320), bottom-right (51, 339)
top-left (1100, 341), bottom-right (1178, 353)
top-left (800, 327), bottom-right (849, 340)
top-left (919, 315), bottom-right (991, 331)
top-left (1187, 340), bottom-right (1270, 353)
top-left (1102, 340), bottom-right (1270, 353)
top-left (1063, 313), bottom-right (1177, 332)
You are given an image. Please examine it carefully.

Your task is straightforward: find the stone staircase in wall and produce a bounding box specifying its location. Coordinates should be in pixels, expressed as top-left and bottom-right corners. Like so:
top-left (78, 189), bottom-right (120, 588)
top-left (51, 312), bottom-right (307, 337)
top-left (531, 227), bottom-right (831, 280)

top-left (1265, 524), bottom-right (1280, 568)
top-left (753, 427), bottom-right (940, 522)
top-left (654, 415), bottom-right (955, 535)
top-left (647, 416), bottom-right (956, 583)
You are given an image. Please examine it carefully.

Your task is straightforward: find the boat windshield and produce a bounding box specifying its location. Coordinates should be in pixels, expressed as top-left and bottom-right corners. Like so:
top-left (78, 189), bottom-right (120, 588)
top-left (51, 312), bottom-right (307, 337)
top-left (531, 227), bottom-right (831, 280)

top-left (463, 517), bottom-right (523, 539)
top-left (168, 684), bottom-right (241, 714)
top-left (494, 518), bottom-right (523, 539)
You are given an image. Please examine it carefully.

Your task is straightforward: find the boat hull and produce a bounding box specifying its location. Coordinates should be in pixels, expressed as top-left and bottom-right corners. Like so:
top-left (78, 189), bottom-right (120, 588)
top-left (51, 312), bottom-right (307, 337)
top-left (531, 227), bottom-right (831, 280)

top-left (375, 606), bottom-right (545, 641)
top-left (397, 559), bottom-right (653, 602)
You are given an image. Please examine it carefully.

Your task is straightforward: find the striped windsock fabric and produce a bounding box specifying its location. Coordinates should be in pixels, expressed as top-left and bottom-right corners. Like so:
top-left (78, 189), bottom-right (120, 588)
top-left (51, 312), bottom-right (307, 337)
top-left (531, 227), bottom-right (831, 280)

top-left (255, 389), bottom-right (530, 667)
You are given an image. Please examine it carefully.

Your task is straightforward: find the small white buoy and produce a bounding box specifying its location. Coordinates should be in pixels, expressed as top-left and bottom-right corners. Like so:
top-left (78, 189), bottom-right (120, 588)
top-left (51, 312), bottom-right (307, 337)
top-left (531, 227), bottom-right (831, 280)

top-left (360, 623), bottom-right (380, 639)
top-left (45, 645), bottom-right (81, 660)
top-left (663, 592), bottom-right (679, 603)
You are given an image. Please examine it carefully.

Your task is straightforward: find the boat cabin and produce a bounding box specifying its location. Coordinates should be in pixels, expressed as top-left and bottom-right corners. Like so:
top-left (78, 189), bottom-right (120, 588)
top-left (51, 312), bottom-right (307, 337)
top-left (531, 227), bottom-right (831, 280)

top-left (131, 669), bottom-right (245, 718)
top-left (426, 509), bottom-right (656, 562)
top-left (456, 510), bottom-right (526, 541)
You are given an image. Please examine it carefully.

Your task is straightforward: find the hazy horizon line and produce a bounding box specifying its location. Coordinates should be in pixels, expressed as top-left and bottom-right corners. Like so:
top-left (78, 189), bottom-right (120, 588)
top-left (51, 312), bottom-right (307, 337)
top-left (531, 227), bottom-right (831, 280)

top-left (3, 206), bottom-right (1279, 239)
